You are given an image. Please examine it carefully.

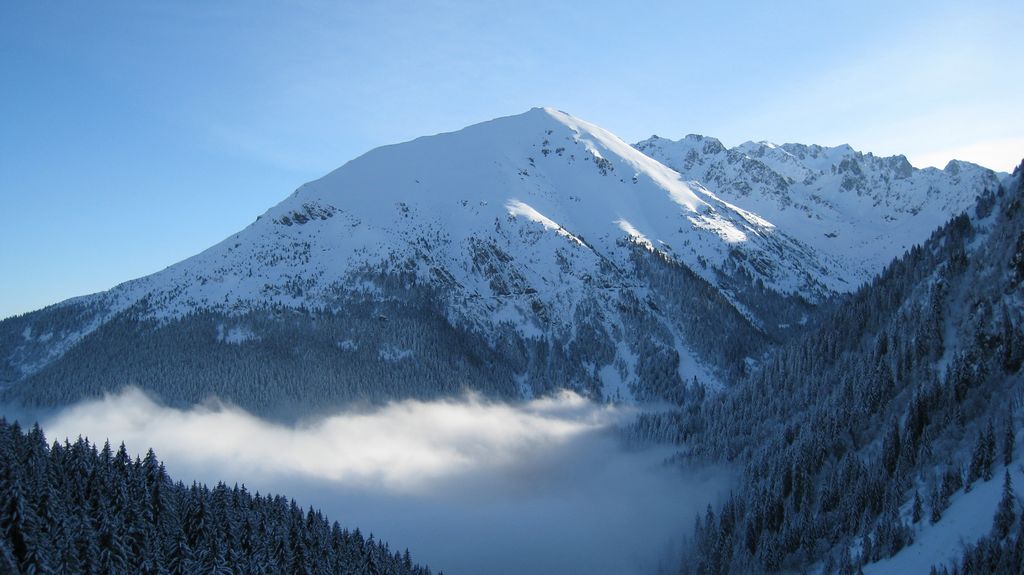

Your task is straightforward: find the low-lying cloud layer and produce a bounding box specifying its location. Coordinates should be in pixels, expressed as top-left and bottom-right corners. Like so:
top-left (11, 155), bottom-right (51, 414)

top-left (43, 388), bottom-right (622, 493)
top-left (29, 389), bottom-right (727, 575)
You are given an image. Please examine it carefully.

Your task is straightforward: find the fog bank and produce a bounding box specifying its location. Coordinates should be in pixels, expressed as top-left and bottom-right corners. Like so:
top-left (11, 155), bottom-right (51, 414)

top-left (27, 389), bottom-right (727, 575)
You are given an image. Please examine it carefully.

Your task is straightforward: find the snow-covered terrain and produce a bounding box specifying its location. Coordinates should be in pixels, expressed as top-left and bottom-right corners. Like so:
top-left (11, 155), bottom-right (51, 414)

top-left (635, 134), bottom-right (1003, 286)
top-left (0, 108), bottom-right (1009, 412)
top-left (94, 108), bottom-right (843, 316)
top-left (863, 462), bottom-right (1024, 574)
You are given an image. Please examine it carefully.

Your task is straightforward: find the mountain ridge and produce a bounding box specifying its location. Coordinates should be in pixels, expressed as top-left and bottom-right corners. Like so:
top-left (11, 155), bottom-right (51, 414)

top-left (0, 108), bottom-right (1009, 417)
top-left (635, 133), bottom-right (1004, 285)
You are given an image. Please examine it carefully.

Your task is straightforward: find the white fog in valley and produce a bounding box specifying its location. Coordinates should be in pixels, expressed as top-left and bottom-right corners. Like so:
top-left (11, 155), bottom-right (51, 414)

top-left (26, 388), bottom-right (728, 575)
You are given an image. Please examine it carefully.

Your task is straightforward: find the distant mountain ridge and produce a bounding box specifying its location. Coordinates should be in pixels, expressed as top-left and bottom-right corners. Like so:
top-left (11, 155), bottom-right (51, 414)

top-left (0, 109), bottom-right (1008, 416)
top-left (635, 133), bottom-right (1002, 286)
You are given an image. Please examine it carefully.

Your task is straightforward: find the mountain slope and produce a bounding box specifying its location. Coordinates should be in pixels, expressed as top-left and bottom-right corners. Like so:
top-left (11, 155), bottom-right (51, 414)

top-left (649, 163), bottom-right (1024, 573)
top-left (2, 108), bottom-right (842, 415)
top-left (635, 134), bottom-right (1003, 286)
top-left (92, 107), bottom-right (846, 316)
top-left (1, 109), bottom-right (1005, 418)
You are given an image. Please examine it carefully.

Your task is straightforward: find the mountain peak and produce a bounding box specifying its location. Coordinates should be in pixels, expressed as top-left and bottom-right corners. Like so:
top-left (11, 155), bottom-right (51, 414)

top-left (30, 107), bottom-right (849, 328)
top-left (6, 108), bottom-right (1002, 417)
top-left (0, 108), bottom-right (856, 411)
top-left (301, 105), bottom-right (717, 221)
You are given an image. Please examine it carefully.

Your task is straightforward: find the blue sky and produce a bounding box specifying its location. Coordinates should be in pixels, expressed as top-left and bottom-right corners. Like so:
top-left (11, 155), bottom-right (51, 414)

top-left (2, 0), bottom-right (1022, 319)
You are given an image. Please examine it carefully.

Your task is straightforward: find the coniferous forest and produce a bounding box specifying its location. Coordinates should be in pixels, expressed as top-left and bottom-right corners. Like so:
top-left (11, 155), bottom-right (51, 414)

top-left (639, 164), bottom-right (1024, 574)
top-left (0, 418), bottom-right (434, 575)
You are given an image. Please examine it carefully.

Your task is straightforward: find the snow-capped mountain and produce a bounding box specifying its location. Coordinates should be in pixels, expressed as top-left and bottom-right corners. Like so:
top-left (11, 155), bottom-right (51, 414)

top-left (93, 107), bottom-right (844, 314)
top-left (0, 109), bottom-right (1005, 416)
top-left (634, 134), bottom-right (1003, 285)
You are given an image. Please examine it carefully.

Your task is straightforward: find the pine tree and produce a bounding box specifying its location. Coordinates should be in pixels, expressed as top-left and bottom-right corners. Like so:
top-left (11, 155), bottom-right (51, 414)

top-left (0, 537), bottom-right (19, 575)
top-left (912, 490), bottom-right (924, 524)
top-left (165, 530), bottom-right (194, 575)
top-left (930, 484), bottom-right (943, 524)
top-left (968, 432), bottom-right (986, 489)
top-left (984, 421), bottom-right (998, 481)
top-left (1004, 416), bottom-right (1016, 467)
top-left (882, 420), bottom-right (902, 476)
top-left (994, 470), bottom-right (1016, 539)
top-left (0, 470), bottom-right (51, 575)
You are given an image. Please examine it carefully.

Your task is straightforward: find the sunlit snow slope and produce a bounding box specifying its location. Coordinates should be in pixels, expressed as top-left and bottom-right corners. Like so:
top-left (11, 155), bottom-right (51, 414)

top-left (101, 108), bottom-right (842, 316)
top-left (0, 109), bottom-right (1005, 415)
top-left (635, 134), bottom-right (1003, 286)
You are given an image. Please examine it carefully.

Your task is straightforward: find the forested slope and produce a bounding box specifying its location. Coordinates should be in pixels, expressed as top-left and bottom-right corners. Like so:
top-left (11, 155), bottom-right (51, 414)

top-left (631, 161), bottom-right (1024, 573)
top-left (0, 418), bottom-right (436, 575)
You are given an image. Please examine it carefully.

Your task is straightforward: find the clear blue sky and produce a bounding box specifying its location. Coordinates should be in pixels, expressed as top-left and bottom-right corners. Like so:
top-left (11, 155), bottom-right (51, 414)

top-left (2, 0), bottom-right (1022, 319)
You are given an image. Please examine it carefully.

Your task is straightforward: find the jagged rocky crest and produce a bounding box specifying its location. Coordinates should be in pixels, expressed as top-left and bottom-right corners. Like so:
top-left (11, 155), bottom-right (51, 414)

top-left (635, 134), bottom-right (1002, 286)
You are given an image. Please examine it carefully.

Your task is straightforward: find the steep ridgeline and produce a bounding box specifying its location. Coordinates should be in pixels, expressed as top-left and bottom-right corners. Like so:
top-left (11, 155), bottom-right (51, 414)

top-left (0, 419), bottom-right (434, 575)
top-left (631, 161), bottom-right (1024, 573)
top-left (1, 108), bottom-right (844, 417)
top-left (635, 135), bottom-right (1002, 286)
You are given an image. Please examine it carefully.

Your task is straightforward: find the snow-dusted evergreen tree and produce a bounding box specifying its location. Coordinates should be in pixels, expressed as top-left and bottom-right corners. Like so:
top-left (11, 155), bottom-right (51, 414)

top-left (0, 418), bottom-right (435, 575)
top-left (994, 470), bottom-right (1016, 540)
top-left (912, 490), bottom-right (923, 524)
